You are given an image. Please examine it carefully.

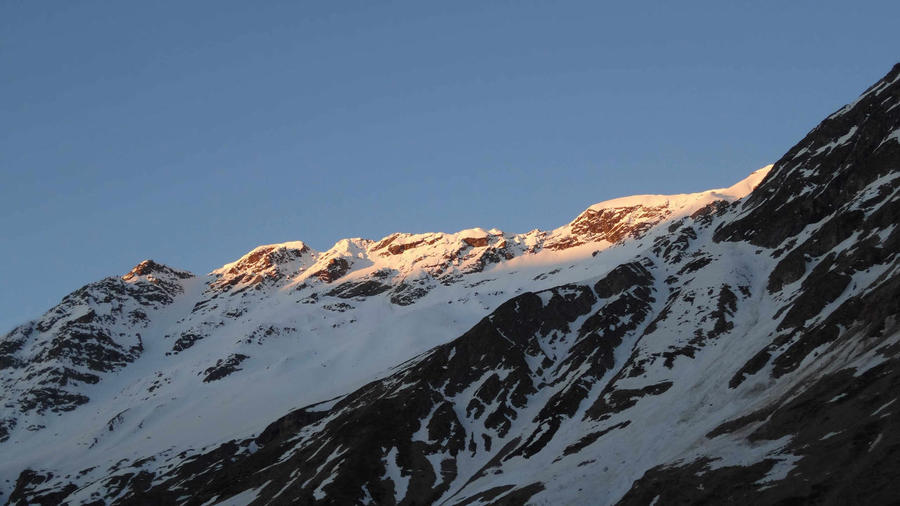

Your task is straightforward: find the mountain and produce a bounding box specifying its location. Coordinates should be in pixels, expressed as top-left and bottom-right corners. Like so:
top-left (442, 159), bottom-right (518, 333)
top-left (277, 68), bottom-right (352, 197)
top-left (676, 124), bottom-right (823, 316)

top-left (2, 63), bottom-right (898, 505)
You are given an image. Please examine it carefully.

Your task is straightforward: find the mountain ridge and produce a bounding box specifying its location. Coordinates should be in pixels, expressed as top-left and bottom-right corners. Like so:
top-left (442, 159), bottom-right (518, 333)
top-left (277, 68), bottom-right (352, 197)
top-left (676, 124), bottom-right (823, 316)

top-left (120, 164), bottom-right (772, 301)
top-left (0, 166), bottom-right (774, 504)
top-left (2, 64), bottom-right (899, 505)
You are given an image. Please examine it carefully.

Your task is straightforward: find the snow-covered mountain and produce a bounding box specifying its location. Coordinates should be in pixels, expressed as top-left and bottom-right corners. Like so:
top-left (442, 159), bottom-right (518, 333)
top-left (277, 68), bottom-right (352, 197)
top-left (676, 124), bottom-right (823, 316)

top-left (2, 63), bottom-right (899, 505)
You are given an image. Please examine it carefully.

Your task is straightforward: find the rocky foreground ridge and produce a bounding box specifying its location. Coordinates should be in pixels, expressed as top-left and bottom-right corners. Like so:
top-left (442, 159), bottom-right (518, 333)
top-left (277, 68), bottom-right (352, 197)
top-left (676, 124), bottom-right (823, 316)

top-left (2, 64), bottom-right (899, 504)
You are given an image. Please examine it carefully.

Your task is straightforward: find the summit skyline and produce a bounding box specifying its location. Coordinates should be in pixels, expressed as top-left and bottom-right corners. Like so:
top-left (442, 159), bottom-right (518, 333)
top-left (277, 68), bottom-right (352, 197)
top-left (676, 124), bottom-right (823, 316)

top-left (2, 1), bottom-right (898, 332)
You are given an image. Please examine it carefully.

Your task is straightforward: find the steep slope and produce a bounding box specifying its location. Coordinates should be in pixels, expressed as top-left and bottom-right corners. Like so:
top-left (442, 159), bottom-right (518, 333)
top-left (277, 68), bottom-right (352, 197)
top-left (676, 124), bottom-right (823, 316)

top-left (3, 63), bottom-right (899, 505)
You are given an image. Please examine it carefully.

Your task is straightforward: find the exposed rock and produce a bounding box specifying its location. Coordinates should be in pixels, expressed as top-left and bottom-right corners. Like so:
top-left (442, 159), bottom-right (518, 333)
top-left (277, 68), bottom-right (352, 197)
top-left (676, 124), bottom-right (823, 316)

top-left (201, 354), bottom-right (250, 383)
top-left (325, 279), bottom-right (392, 299)
top-left (210, 242), bottom-right (311, 291)
top-left (312, 257), bottom-right (351, 283)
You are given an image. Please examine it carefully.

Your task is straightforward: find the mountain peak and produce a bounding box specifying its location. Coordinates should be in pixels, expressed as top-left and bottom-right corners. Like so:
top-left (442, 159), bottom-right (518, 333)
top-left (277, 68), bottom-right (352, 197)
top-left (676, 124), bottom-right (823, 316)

top-left (122, 259), bottom-right (193, 283)
top-left (210, 241), bottom-right (315, 291)
top-left (539, 165), bottom-right (772, 250)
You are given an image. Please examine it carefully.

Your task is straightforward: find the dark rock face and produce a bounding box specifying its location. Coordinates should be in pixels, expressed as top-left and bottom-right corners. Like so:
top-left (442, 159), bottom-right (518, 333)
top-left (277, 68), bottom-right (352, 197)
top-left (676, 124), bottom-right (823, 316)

top-left (313, 257), bottom-right (351, 283)
top-left (390, 281), bottom-right (431, 306)
top-left (0, 417), bottom-right (15, 443)
top-left (8, 471), bottom-right (78, 506)
top-left (622, 359), bottom-right (900, 505)
top-left (5, 65), bottom-right (900, 505)
top-left (171, 331), bottom-right (204, 353)
top-left (201, 354), bottom-right (250, 382)
top-left (326, 279), bottom-right (392, 299)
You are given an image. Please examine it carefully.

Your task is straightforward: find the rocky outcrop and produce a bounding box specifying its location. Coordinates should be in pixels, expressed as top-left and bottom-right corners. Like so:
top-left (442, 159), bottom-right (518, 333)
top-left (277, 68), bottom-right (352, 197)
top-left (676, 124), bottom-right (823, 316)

top-left (210, 242), bottom-right (313, 291)
top-left (545, 205), bottom-right (672, 250)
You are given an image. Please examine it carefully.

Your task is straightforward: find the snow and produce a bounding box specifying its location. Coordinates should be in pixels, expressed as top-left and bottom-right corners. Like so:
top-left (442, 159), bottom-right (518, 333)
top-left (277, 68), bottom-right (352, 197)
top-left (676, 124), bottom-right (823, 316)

top-left (313, 473), bottom-right (337, 500)
top-left (755, 452), bottom-right (802, 488)
top-left (585, 165), bottom-right (771, 213)
top-left (814, 126), bottom-right (858, 155)
top-left (215, 481), bottom-right (269, 505)
top-left (872, 399), bottom-right (896, 416)
top-left (876, 127), bottom-right (900, 150)
top-left (382, 447), bottom-right (410, 502)
top-left (457, 227), bottom-right (490, 239)
top-left (869, 433), bottom-right (884, 452)
top-left (425, 451), bottom-right (449, 486)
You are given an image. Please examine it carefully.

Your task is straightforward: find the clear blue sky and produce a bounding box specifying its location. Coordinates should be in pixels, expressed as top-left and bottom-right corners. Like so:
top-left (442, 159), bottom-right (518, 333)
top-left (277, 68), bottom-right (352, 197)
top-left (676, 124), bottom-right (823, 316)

top-left (1, 1), bottom-right (898, 332)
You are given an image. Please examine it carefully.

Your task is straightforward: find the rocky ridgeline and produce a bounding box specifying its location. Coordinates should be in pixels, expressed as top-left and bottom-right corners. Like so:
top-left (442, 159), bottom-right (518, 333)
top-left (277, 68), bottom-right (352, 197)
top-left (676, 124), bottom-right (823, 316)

top-left (197, 173), bottom-right (767, 302)
top-left (166, 174), bottom-right (755, 357)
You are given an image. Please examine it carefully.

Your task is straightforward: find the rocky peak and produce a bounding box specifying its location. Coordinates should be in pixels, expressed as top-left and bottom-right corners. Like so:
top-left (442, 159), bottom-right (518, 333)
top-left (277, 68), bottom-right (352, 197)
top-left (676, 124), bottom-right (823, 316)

top-left (300, 238), bottom-right (372, 284)
top-left (122, 260), bottom-right (194, 284)
top-left (544, 166), bottom-right (771, 251)
top-left (545, 203), bottom-right (674, 250)
top-left (210, 241), bottom-right (315, 291)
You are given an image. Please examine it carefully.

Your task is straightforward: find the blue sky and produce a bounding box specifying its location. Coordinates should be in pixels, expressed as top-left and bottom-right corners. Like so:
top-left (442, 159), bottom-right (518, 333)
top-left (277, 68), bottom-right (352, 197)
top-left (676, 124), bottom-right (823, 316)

top-left (1, 1), bottom-right (898, 331)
